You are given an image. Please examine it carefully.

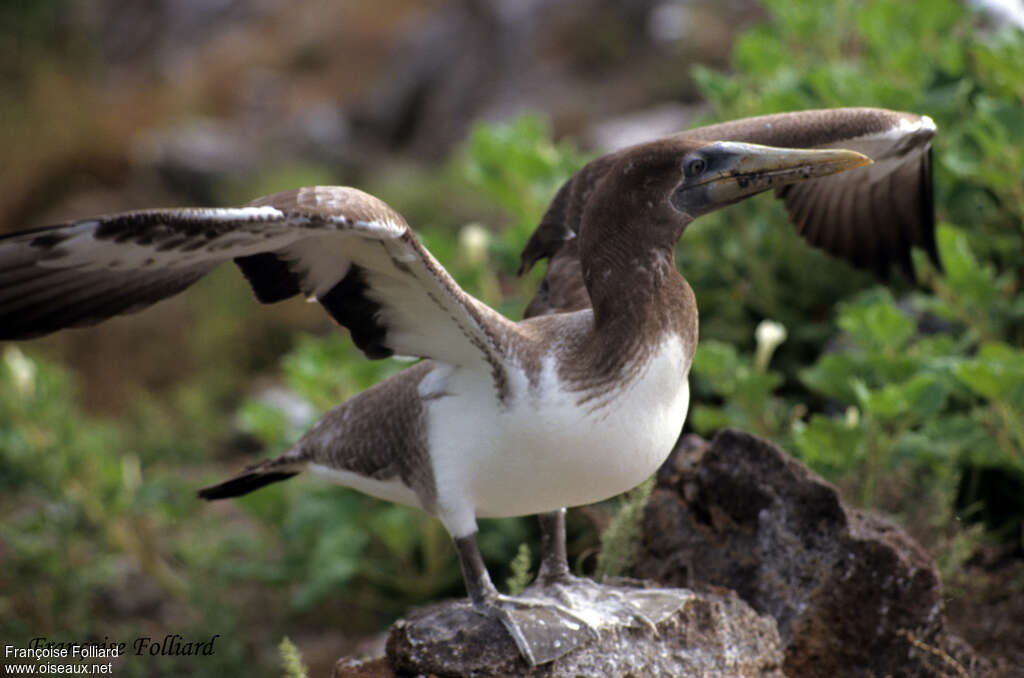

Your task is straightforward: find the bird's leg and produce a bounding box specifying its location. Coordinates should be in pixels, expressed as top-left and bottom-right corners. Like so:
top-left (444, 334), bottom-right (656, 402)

top-left (454, 532), bottom-right (504, 606)
top-left (536, 508), bottom-right (572, 585)
top-left (453, 532), bottom-right (598, 666)
top-left (529, 509), bottom-right (605, 613)
top-left (530, 508), bottom-right (602, 604)
top-left (529, 508), bottom-right (667, 635)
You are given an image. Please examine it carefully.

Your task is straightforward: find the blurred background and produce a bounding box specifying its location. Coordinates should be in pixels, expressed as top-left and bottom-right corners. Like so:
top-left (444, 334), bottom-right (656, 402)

top-left (1, 1), bottom-right (1022, 675)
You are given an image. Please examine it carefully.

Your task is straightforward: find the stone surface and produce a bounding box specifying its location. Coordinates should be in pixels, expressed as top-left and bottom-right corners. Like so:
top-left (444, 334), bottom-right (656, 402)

top-left (385, 579), bottom-right (783, 678)
top-left (635, 429), bottom-right (993, 678)
top-left (334, 656), bottom-right (395, 678)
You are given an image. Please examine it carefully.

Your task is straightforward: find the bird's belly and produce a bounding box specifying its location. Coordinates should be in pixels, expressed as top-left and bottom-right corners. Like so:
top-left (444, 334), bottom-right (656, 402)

top-left (475, 380), bottom-right (690, 518)
top-left (426, 335), bottom-right (691, 521)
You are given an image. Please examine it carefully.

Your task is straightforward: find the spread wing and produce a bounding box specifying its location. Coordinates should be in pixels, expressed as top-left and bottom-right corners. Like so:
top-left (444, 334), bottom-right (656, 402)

top-left (521, 107), bottom-right (938, 317)
top-left (0, 186), bottom-right (512, 374)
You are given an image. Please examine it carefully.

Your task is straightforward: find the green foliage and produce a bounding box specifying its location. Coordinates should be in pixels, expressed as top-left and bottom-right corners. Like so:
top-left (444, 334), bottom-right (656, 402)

top-left (281, 334), bottom-right (408, 412)
top-left (1, 347), bottom-right (126, 636)
top-left (0, 347), bottom-right (259, 676)
top-left (463, 114), bottom-right (588, 241)
top-left (278, 637), bottom-right (309, 678)
top-left (505, 543), bottom-right (534, 595)
top-left (690, 341), bottom-right (787, 439)
top-left (688, 0), bottom-right (1023, 542)
top-left (458, 114), bottom-right (590, 314)
top-left (595, 477), bottom-right (655, 579)
top-left (790, 278), bottom-right (1020, 504)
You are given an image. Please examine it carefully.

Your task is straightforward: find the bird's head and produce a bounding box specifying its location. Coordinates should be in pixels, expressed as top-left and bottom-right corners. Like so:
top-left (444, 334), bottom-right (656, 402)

top-left (668, 139), bottom-right (871, 220)
top-left (586, 138), bottom-right (872, 248)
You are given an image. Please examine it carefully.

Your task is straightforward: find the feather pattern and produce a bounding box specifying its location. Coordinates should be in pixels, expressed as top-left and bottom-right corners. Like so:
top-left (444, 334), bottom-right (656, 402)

top-left (0, 187), bottom-right (514, 388)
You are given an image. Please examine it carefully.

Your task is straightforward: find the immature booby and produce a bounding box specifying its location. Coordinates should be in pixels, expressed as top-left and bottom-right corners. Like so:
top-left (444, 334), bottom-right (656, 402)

top-left (0, 108), bottom-right (936, 665)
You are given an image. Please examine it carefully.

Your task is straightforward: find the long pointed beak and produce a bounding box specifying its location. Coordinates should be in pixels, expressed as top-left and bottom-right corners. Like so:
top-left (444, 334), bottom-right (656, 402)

top-left (700, 141), bottom-right (871, 205)
top-left (674, 141), bottom-right (872, 216)
top-left (709, 141), bottom-right (871, 186)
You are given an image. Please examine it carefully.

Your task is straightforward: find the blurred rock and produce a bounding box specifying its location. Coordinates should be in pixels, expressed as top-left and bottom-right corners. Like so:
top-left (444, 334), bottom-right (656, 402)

top-left (333, 656), bottom-right (394, 678)
top-left (134, 118), bottom-right (262, 202)
top-left (85, 0), bottom-right (277, 75)
top-left (381, 580), bottom-right (783, 677)
top-left (969, 0), bottom-right (1024, 29)
top-left (944, 545), bottom-right (1024, 675)
top-left (636, 429), bottom-right (994, 678)
top-left (349, 0), bottom-right (758, 160)
top-left (585, 102), bottom-right (709, 151)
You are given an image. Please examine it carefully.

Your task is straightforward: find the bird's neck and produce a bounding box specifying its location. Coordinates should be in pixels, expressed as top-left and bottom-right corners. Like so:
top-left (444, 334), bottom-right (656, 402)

top-left (564, 236), bottom-right (697, 395)
top-left (578, 212), bottom-right (690, 325)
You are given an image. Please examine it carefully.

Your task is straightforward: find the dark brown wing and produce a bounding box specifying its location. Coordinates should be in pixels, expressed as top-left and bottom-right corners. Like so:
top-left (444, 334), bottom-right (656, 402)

top-left (0, 206), bottom-right (290, 340)
top-left (685, 108), bottom-right (938, 279)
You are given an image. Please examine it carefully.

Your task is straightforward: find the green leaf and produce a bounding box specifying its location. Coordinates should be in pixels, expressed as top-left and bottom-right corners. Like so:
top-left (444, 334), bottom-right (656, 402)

top-left (791, 414), bottom-right (865, 473)
top-left (292, 522), bottom-right (369, 609)
top-left (690, 406), bottom-right (737, 436)
top-left (278, 636), bottom-right (309, 678)
top-left (954, 342), bottom-right (1024, 404)
top-left (836, 292), bottom-right (915, 354)
top-left (692, 341), bottom-right (743, 396)
top-left (800, 353), bottom-right (863, 404)
top-left (862, 373), bottom-right (950, 421)
top-left (237, 398), bottom-right (295, 449)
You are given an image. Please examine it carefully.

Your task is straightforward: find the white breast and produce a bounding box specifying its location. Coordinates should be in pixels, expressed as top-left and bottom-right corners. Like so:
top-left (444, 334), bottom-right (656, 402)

top-left (424, 334), bottom-right (691, 537)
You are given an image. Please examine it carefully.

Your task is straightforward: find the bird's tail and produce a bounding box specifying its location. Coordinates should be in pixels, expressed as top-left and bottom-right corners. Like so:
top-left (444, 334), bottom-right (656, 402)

top-left (198, 458), bottom-right (301, 500)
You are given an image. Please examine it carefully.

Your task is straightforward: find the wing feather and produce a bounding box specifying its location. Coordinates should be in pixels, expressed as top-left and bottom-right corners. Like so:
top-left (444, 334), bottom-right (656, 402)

top-left (0, 187), bottom-right (514, 378)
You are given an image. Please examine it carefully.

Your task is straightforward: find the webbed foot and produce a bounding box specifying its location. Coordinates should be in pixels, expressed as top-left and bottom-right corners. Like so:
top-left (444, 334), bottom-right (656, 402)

top-left (528, 573), bottom-right (684, 635)
top-left (471, 591), bottom-right (599, 666)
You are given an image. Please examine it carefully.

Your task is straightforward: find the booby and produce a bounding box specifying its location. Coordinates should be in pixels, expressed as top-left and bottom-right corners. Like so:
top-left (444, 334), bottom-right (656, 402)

top-left (0, 107), bottom-right (936, 665)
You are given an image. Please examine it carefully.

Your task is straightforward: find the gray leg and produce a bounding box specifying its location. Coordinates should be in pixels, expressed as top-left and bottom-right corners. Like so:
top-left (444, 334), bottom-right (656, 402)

top-left (536, 508), bottom-right (571, 584)
top-left (531, 509), bottom-right (669, 637)
top-left (455, 533), bottom-right (499, 604)
top-left (452, 530), bottom-right (598, 666)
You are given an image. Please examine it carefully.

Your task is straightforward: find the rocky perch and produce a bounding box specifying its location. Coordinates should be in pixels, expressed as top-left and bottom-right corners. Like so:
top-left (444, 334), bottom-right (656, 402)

top-left (337, 582), bottom-right (782, 677)
top-left (635, 430), bottom-right (992, 678)
top-left (336, 430), bottom-right (992, 677)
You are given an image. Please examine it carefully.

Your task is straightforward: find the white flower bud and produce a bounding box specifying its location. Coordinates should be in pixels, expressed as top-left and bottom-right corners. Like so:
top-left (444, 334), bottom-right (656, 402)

top-left (845, 406), bottom-right (860, 428)
top-left (4, 346), bottom-right (35, 397)
top-left (754, 319), bottom-right (788, 371)
top-left (459, 223), bottom-right (490, 266)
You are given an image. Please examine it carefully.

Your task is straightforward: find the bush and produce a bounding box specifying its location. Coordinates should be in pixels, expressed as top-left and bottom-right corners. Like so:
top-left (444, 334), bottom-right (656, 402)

top-left (687, 0), bottom-right (1023, 544)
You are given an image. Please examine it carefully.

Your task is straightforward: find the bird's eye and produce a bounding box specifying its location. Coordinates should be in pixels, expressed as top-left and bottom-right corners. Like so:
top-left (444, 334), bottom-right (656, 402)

top-left (684, 157), bottom-right (707, 178)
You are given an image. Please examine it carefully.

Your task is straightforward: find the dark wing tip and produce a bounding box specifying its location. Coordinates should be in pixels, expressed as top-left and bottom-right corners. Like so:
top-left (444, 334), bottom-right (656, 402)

top-left (518, 221), bottom-right (574, 277)
top-left (919, 147), bottom-right (942, 274)
top-left (0, 209), bottom-right (284, 340)
top-left (317, 266), bottom-right (395, 359)
top-left (197, 471), bottom-right (299, 500)
top-left (518, 179), bottom-right (577, 277)
top-left (0, 267), bottom-right (211, 341)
